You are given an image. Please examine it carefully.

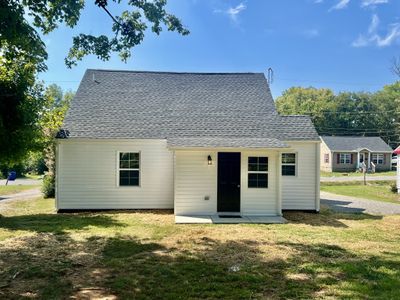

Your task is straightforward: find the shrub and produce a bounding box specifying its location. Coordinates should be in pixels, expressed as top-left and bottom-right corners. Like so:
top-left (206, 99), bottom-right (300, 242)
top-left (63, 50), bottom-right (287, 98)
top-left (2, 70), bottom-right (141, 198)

top-left (42, 175), bottom-right (55, 198)
top-left (390, 182), bottom-right (398, 194)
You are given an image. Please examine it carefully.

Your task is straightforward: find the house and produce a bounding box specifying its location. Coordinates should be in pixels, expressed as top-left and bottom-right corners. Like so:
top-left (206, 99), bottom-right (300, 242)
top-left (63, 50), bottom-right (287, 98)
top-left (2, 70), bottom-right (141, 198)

top-left (56, 69), bottom-right (321, 222)
top-left (320, 136), bottom-right (393, 173)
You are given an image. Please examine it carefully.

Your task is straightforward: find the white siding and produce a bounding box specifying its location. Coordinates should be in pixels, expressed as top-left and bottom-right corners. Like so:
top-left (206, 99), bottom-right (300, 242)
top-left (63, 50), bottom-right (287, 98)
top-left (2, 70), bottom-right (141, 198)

top-left (282, 142), bottom-right (319, 210)
top-left (57, 139), bottom-right (174, 210)
top-left (174, 150), bottom-right (280, 216)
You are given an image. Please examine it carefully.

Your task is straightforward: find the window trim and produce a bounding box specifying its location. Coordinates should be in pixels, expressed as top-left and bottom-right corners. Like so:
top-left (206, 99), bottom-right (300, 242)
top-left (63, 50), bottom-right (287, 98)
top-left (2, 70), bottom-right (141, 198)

top-left (117, 151), bottom-right (141, 187)
top-left (281, 153), bottom-right (297, 177)
top-left (247, 156), bottom-right (269, 188)
top-left (372, 153), bottom-right (384, 165)
top-left (324, 153), bottom-right (329, 164)
top-left (339, 153), bottom-right (351, 164)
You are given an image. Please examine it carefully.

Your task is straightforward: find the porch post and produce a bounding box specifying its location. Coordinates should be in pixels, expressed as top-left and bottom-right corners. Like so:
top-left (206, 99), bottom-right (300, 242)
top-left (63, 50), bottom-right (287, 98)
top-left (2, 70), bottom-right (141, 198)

top-left (368, 152), bottom-right (371, 170)
top-left (357, 151), bottom-right (360, 169)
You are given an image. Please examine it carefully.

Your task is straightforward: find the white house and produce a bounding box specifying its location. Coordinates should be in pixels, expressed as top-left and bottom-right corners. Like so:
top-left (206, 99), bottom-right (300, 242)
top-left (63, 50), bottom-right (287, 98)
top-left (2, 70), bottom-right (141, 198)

top-left (56, 69), bottom-right (320, 223)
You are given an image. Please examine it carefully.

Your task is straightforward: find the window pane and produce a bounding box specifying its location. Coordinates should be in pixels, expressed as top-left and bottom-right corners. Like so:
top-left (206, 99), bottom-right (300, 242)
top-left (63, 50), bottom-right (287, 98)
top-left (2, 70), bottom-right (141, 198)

top-left (248, 164), bottom-right (258, 172)
top-left (282, 153), bottom-right (295, 164)
top-left (120, 170), bottom-right (139, 186)
top-left (248, 174), bottom-right (258, 188)
top-left (248, 157), bottom-right (257, 164)
top-left (120, 153), bottom-right (129, 160)
top-left (120, 160), bottom-right (129, 169)
top-left (257, 174), bottom-right (268, 188)
top-left (282, 165), bottom-right (296, 176)
top-left (259, 157), bottom-right (268, 164)
top-left (129, 160), bottom-right (139, 169)
top-left (130, 153), bottom-right (139, 161)
top-left (258, 163), bottom-right (268, 172)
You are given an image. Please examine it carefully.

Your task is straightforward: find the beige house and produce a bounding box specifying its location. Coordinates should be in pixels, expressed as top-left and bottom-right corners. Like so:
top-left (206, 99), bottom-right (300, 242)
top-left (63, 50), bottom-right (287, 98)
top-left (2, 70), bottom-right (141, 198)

top-left (320, 136), bottom-right (392, 173)
top-left (56, 70), bottom-right (321, 223)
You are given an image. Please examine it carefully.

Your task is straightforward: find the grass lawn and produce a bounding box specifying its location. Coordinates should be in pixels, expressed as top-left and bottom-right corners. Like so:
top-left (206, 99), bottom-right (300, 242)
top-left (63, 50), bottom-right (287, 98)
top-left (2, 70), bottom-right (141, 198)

top-left (320, 170), bottom-right (396, 177)
top-left (0, 198), bottom-right (399, 299)
top-left (321, 181), bottom-right (400, 204)
top-left (0, 185), bottom-right (38, 196)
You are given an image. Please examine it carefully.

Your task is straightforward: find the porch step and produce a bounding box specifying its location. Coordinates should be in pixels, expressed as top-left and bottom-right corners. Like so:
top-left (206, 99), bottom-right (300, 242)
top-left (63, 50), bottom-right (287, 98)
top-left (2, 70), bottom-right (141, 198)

top-left (175, 215), bottom-right (287, 224)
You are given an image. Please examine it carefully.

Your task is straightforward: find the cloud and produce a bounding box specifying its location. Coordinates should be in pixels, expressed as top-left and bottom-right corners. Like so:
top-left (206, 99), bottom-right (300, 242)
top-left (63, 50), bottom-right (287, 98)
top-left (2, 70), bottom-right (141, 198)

top-left (361, 0), bottom-right (388, 7)
top-left (303, 29), bottom-right (320, 38)
top-left (226, 3), bottom-right (246, 21)
top-left (330, 0), bottom-right (351, 10)
top-left (352, 14), bottom-right (400, 47)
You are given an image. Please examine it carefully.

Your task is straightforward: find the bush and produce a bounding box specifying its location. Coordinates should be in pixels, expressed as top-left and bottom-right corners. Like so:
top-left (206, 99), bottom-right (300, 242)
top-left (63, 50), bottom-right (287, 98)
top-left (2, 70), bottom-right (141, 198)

top-left (42, 175), bottom-right (55, 198)
top-left (390, 182), bottom-right (398, 194)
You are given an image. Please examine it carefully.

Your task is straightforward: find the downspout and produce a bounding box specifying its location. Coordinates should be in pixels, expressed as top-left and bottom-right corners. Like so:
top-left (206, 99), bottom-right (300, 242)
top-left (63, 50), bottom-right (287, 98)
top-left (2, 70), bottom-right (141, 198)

top-left (276, 151), bottom-right (282, 216)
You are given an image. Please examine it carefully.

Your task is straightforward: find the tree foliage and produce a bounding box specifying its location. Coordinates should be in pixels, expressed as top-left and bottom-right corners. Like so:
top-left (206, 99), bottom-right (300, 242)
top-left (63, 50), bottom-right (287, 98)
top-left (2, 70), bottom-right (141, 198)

top-left (0, 58), bottom-right (46, 166)
top-left (1, 0), bottom-right (189, 70)
top-left (276, 85), bottom-right (400, 147)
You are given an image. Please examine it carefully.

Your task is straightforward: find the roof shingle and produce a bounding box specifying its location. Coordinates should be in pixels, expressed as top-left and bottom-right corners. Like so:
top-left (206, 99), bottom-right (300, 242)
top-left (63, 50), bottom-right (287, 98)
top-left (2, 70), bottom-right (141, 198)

top-left (62, 69), bottom-right (319, 144)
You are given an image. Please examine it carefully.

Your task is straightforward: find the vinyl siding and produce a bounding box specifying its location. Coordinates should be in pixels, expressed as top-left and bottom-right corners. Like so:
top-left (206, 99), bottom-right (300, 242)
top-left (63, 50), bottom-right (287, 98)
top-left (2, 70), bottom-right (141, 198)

top-left (282, 142), bottom-right (319, 210)
top-left (320, 140), bottom-right (332, 172)
top-left (174, 150), bottom-right (279, 216)
top-left (57, 139), bottom-right (174, 210)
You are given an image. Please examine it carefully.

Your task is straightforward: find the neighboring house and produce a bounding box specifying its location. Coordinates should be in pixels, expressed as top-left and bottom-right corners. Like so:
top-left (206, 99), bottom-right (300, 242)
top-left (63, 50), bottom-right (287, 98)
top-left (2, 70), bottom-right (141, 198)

top-left (320, 136), bottom-right (393, 172)
top-left (56, 69), bottom-right (320, 221)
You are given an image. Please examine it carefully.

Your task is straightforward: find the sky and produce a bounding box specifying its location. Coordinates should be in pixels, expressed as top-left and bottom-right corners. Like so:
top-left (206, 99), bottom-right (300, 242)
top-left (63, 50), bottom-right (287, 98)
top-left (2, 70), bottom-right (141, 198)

top-left (36, 0), bottom-right (400, 98)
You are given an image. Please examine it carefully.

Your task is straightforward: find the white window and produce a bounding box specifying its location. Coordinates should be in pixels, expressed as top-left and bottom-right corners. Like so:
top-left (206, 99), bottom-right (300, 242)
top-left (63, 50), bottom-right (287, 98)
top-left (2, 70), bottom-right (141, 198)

top-left (339, 153), bottom-right (351, 164)
top-left (282, 153), bottom-right (296, 176)
top-left (324, 154), bottom-right (329, 163)
top-left (372, 154), bottom-right (384, 165)
top-left (248, 157), bottom-right (268, 188)
top-left (118, 152), bottom-right (140, 186)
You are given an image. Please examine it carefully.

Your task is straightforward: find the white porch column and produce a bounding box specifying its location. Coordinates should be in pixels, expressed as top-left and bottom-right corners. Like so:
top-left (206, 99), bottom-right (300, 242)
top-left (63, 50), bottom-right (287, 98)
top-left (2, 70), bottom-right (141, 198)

top-left (357, 152), bottom-right (360, 169)
top-left (368, 152), bottom-right (371, 170)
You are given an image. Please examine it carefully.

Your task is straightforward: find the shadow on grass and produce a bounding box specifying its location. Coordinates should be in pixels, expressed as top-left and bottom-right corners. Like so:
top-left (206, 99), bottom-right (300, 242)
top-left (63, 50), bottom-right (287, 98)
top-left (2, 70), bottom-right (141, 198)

top-left (284, 207), bottom-right (382, 228)
top-left (0, 234), bottom-right (399, 299)
top-left (0, 213), bottom-right (124, 234)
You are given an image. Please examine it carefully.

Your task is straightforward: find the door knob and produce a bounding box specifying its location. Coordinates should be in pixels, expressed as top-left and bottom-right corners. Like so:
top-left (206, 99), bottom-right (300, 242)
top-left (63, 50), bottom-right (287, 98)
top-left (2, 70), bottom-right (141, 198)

top-left (237, 185), bottom-right (241, 188)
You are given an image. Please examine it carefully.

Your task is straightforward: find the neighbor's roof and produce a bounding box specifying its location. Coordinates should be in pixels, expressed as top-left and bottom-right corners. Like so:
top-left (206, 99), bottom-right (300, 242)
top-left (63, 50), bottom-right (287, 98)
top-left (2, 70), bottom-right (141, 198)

top-left (62, 69), bottom-right (319, 145)
top-left (320, 136), bottom-right (393, 152)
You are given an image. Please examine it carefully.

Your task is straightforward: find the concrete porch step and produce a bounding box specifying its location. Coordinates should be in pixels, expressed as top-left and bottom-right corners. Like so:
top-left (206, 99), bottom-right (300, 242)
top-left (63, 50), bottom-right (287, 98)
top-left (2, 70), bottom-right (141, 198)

top-left (175, 215), bottom-right (287, 224)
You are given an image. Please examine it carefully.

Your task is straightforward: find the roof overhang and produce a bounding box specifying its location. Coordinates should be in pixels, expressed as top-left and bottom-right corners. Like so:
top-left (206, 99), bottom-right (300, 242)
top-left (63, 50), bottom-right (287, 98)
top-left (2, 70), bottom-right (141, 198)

top-left (167, 137), bottom-right (289, 150)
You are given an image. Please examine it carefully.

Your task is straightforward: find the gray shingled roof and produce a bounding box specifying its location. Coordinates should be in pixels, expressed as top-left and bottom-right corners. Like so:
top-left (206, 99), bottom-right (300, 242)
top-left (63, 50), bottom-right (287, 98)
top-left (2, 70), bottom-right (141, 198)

top-left (62, 69), bottom-right (319, 145)
top-left (167, 137), bottom-right (288, 149)
top-left (321, 136), bottom-right (392, 152)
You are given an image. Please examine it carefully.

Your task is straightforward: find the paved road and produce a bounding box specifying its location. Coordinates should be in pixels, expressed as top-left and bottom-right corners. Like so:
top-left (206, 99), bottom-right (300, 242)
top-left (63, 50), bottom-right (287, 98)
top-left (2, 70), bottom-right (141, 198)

top-left (321, 191), bottom-right (400, 215)
top-left (320, 175), bottom-right (396, 182)
top-left (0, 178), bottom-right (42, 186)
top-left (0, 188), bottom-right (42, 202)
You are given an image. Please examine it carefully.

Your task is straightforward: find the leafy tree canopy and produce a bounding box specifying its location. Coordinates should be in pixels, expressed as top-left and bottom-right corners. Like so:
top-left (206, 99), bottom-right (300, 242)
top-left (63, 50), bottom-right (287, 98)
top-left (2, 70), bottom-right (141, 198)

top-left (276, 85), bottom-right (400, 147)
top-left (0, 0), bottom-right (189, 70)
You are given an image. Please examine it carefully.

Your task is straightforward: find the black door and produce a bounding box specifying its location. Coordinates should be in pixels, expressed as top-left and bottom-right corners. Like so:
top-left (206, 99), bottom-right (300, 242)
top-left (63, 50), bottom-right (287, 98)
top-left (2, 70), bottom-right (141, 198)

top-left (217, 152), bottom-right (241, 212)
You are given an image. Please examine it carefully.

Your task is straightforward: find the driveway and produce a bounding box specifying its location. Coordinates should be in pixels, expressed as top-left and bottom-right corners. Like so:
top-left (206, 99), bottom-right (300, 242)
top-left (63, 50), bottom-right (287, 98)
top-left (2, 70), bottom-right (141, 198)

top-left (0, 178), bottom-right (42, 186)
top-left (320, 175), bottom-right (396, 182)
top-left (321, 191), bottom-right (400, 215)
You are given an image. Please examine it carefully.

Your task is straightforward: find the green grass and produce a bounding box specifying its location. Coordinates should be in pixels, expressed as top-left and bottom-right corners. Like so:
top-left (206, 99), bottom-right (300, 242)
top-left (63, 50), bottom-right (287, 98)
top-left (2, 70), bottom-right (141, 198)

top-left (321, 181), bottom-right (399, 204)
top-left (321, 170), bottom-right (396, 177)
top-left (0, 185), bottom-right (38, 196)
top-left (0, 197), bottom-right (400, 299)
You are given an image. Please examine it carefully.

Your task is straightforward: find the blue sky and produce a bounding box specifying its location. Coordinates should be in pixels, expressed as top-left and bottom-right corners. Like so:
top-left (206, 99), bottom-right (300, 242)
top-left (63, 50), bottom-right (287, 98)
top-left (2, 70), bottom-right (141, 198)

top-left (37, 0), bottom-right (400, 98)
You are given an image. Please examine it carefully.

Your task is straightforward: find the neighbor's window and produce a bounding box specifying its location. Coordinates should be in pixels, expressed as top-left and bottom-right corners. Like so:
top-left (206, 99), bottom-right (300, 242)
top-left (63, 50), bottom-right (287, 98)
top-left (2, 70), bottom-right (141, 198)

top-left (324, 154), bottom-right (329, 163)
top-left (119, 152), bottom-right (140, 186)
top-left (248, 157), bottom-right (268, 188)
top-left (339, 153), bottom-right (351, 164)
top-left (372, 153), bottom-right (384, 165)
top-left (282, 153), bottom-right (296, 176)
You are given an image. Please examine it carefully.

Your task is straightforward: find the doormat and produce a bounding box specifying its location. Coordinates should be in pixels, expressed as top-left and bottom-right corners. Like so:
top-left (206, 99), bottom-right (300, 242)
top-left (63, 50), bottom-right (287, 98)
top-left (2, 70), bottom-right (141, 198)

top-left (219, 215), bottom-right (242, 218)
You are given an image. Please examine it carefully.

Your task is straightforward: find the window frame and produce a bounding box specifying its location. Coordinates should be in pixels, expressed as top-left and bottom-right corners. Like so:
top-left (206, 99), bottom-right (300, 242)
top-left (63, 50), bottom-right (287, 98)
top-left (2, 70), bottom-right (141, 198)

top-left (372, 153), bottom-right (384, 165)
top-left (117, 151), bottom-right (141, 187)
top-left (324, 153), bottom-right (329, 163)
top-left (339, 153), bottom-right (351, 164)
top-left (247, 156), bottom-right (269, 188)
top-left (281, 153), bottom-right (297, 177)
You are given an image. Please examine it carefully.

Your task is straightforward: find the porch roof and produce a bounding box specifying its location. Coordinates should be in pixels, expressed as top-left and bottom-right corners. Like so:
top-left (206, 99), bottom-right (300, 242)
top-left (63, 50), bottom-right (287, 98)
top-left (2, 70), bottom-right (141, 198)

top-left (167, 137), bottom-right (288, 149)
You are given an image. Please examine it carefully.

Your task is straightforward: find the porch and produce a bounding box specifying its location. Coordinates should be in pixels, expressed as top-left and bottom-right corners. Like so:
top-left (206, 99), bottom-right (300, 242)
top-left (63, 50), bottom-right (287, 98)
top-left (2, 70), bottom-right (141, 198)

top-left (175, 215), bottom-right (287, 224)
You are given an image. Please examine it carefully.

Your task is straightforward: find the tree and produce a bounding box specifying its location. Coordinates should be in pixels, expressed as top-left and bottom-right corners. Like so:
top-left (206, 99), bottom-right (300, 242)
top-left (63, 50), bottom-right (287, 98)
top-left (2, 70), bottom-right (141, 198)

top-left (0, 58), bottom-right (46, 166)
top-left (39, 84), bottom-right (73, 197)
top-left (1, 0), bottom-right (189, 70)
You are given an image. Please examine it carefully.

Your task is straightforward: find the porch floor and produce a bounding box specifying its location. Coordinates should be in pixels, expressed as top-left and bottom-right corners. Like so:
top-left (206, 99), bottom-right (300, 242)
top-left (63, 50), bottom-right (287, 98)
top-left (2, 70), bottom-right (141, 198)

top-left (175, 215), bottom-right (287, 224)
